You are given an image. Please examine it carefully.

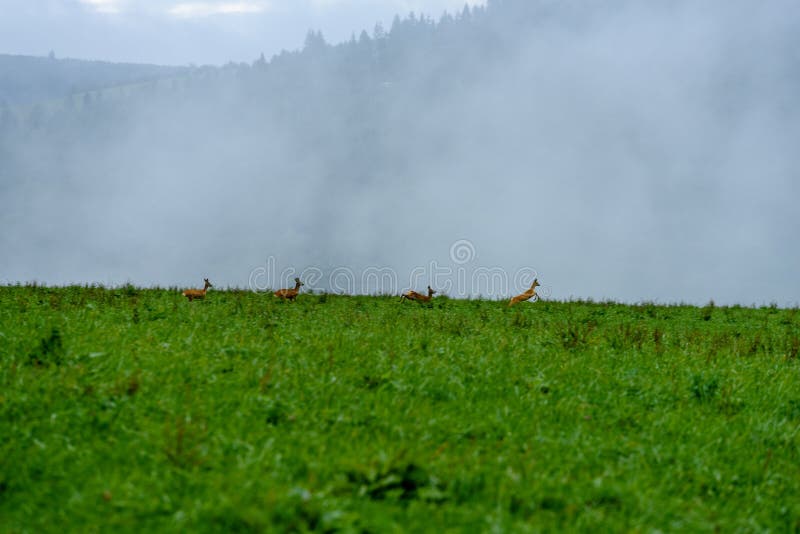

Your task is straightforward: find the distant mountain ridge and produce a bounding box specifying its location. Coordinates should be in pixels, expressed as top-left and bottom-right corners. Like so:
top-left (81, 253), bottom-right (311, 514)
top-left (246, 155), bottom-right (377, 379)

top-left (0, 53), bottom-right (188, 106)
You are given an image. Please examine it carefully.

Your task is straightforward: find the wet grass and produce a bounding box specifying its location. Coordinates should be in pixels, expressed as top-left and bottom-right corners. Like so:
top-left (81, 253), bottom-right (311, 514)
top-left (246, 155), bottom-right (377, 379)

top-left (1, 285), bottom-right (800, 531)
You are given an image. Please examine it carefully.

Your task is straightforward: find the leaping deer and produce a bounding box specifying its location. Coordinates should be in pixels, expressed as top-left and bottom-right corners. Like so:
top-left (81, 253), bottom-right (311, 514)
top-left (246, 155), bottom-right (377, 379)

top-left (508, 278), bottom-right (540, 307)
top-left (274, 277), bottom-right (304, 301)
top-left (400, 286), bottom-right (437, 303)
top-left (182, 278), bottom-right (212, 301)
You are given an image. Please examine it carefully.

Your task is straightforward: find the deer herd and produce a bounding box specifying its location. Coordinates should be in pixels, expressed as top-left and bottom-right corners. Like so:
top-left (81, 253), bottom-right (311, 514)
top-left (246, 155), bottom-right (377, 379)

top-left (182, 277), bottom-right (542, 306)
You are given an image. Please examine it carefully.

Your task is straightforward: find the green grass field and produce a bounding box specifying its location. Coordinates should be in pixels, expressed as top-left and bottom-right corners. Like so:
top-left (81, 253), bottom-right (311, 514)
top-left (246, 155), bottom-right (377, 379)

top-left (1, 285), bottom-right (800, 532)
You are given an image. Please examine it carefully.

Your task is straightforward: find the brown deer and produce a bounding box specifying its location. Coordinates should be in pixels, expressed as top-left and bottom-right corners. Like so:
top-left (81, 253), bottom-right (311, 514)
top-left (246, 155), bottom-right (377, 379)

top-left (274, 277), bottom-right (304, 301)
top-left (182, 278), bottom-right (212, 301)
top-left (508, 278), bottom-right (541, 307)
top-left (400, 286), bottom-right (437, 303)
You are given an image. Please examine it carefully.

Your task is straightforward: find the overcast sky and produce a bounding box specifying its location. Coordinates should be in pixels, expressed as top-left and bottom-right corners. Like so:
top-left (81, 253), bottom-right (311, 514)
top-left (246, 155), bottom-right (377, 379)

top-left (0, 0), bottom-right (486, 65)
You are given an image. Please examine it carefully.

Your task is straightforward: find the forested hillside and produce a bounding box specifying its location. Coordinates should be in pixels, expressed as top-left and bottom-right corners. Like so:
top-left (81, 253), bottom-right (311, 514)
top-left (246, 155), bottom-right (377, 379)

top-left (0, 2), bottom-right (506, 283)
top-left (0, 53), bottom-right (187, 106)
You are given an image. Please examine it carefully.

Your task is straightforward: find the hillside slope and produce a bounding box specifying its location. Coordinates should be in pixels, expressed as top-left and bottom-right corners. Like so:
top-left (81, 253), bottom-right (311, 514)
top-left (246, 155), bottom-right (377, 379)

top-left (0, 53), bottom-right (187, 106)
top-left (1, 286), bottom-right (799, 530)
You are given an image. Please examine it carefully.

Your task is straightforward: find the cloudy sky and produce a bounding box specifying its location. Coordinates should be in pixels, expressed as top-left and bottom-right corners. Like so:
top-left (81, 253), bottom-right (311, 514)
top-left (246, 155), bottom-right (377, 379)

top-left (0, 0), bottom-right (486, 65)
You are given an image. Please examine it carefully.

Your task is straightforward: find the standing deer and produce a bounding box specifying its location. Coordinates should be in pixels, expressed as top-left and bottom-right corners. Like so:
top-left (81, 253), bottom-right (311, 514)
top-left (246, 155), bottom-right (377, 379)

top-left (182, 278), bottom-right (212, 301)
top-left (508, 278), bottom-right (541, 307)
top-left (400, 286), bottom-right (437, 303)
top-left (274, 277), bottom-right (304, 301)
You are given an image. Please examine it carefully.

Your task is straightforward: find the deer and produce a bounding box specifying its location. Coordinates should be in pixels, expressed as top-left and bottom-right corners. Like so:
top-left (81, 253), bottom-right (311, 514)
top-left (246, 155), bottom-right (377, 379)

top-left (508, 278), bottom-right (541, 307)
top-left (182, 278), bottom-right (212, 301)
top-left (400, 286), bottom-right (437, 303)
top-left (274, 277), bottom-right (304, 301)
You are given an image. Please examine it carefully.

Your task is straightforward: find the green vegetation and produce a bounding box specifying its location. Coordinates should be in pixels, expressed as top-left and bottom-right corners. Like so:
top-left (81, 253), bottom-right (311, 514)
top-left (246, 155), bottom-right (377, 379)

top-left (1, 285), bottom-right (799, 532)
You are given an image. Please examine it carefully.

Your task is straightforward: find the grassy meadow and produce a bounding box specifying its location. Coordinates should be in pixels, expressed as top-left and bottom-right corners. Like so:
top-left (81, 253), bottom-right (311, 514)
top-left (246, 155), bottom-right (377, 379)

top-left (1, 285), bottom-right (800, 532)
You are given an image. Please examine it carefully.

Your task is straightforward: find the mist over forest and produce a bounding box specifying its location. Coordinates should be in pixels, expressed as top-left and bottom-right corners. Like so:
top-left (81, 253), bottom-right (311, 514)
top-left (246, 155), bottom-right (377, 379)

top-left (1, 0), bottom-right (798, 305)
